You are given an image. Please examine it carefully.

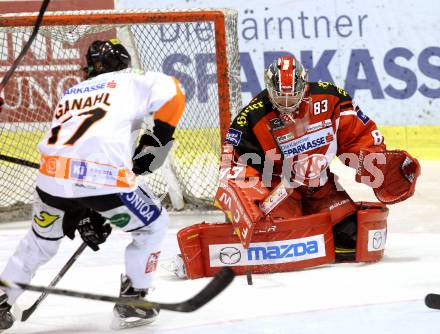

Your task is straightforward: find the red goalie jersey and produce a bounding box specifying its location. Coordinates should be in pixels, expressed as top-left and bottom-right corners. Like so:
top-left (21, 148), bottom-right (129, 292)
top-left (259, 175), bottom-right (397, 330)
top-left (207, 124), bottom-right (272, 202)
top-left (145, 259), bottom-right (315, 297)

top-left (224, 81), bottom-right (386, 187)
top-left (215, 81), bottom-right (420, 246)
top-left (176, 56), bottom-right (420, 278)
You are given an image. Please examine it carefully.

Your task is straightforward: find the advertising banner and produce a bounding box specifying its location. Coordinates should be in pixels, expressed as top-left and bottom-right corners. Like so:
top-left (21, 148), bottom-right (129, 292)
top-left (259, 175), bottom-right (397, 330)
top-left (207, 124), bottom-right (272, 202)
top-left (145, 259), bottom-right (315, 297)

top-left (117, 0), bottom-right (440, 158)
top-left (118, 0), bottom-right (440, 127)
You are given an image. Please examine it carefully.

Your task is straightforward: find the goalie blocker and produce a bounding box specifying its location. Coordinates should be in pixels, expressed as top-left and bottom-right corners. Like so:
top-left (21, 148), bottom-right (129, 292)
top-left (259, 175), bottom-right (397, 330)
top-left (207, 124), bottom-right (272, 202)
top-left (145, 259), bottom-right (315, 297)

top-left (177, 202), bottom-right (388, 279)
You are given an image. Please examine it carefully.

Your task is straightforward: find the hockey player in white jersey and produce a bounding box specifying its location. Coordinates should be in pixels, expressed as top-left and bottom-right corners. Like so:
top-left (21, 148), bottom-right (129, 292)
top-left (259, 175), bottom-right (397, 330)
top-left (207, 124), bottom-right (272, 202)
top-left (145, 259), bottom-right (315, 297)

top-left (0, 39), bottom-right (185, 331)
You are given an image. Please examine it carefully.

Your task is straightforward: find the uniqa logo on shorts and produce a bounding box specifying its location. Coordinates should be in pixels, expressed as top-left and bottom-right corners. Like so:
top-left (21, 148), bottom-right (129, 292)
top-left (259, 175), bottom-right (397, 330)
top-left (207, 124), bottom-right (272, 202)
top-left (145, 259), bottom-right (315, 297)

top-left (120, 189), bottom-right (161, 226)
top-left (125, 192), bottom-right (156, 220)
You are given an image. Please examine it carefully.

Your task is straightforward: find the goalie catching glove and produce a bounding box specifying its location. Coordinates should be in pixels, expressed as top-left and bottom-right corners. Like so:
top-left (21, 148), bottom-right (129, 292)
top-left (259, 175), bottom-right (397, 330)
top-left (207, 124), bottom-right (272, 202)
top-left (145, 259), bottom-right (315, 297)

top-left (356, 148), bottom-right (420, 204)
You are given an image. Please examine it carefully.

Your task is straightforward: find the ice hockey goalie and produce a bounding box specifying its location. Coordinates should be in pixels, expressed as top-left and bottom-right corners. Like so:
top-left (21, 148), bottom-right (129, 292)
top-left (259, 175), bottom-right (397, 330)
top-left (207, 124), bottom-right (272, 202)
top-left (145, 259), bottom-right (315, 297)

top-left (175, 56), bottom-right (420, 279)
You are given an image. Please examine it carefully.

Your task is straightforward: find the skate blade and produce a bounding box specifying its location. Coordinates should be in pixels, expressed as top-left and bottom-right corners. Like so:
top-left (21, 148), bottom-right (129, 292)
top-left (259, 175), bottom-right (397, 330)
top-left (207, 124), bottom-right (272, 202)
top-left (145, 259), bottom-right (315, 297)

top-left (110, 316), bottom-right (157, 330)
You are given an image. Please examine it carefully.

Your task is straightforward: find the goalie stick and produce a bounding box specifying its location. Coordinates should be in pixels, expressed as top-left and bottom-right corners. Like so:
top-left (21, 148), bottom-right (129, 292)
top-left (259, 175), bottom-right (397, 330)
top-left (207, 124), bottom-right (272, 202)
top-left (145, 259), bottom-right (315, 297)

top-left (0, 0), bottom-right (51, 167)
top-left (19, 242), bottom-right (87, 321)
top-left (425, 293), bottom-right (440, 310)
top-left (0, 267), bottom-right (235, 313)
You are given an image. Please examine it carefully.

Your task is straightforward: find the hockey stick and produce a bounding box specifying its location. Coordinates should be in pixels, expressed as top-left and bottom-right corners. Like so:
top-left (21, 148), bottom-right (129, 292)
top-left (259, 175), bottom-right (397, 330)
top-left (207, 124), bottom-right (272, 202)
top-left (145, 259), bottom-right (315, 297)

top-left (20, 242), bottom-right (88, 321)
top-left (425, 293), bottom-right (440, 309)
top-left (0, 0), bottom-right (51, 93)
top-left (0, 0), bottom-right (51, 167)
top-left (0, 267), bottom-right (234, 313)
top-left (0, 154), bottom-right (39, 169)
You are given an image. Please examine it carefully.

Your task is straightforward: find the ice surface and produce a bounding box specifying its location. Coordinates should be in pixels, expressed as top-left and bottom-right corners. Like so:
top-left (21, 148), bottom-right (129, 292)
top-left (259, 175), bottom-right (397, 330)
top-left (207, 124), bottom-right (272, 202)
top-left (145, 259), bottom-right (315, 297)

top-left (1, 161), bottom-right (439, 333)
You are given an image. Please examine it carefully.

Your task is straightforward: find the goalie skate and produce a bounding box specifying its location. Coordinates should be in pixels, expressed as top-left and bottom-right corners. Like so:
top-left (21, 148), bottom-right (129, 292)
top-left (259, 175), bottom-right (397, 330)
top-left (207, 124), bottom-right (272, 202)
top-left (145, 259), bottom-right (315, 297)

top-left (111, 275), bottom-right (159, 330)
top-left (0, 293), bottom-right (14, 333)
top-left (162, 254), bottom-right (187, 279)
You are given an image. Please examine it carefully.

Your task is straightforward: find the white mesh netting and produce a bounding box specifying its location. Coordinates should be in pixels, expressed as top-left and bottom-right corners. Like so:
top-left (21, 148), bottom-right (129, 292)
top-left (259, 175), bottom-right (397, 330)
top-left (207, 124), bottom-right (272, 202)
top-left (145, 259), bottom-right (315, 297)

top-left (0, 9), bottom-right (242, 220)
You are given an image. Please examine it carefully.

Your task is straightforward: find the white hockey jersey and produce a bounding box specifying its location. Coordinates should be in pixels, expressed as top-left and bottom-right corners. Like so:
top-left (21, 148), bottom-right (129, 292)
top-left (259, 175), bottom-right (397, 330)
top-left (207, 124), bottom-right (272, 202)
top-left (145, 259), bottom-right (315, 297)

top-left (37, 68), bottom-right (185, 198)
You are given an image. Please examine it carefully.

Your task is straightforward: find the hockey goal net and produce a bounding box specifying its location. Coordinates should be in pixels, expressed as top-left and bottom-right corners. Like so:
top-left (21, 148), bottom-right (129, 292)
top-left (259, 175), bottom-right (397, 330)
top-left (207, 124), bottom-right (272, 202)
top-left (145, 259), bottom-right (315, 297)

top-left (0, 9), bottom-right (241, 220)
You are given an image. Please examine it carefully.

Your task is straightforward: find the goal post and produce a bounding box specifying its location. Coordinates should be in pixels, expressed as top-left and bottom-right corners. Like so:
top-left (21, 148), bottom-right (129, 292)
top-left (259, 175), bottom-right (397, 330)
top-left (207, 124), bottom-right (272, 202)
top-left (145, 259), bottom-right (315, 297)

top-left (0, 9), bottom-right (242, 220)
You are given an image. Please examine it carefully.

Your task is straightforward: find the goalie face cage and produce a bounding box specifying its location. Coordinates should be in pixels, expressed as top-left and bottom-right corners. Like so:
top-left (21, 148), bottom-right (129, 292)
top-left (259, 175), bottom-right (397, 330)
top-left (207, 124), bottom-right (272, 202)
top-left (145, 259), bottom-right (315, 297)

top-left (0, 9), bottom-right (242, 220)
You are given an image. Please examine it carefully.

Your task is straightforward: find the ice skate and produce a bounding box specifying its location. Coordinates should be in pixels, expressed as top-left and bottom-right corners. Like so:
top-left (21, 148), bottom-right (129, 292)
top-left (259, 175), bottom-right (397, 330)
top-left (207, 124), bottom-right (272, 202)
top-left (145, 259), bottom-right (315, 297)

top-left (0, 293), bottom-right (14, 333)
top-left (111, 275), bottom-right (159, 330)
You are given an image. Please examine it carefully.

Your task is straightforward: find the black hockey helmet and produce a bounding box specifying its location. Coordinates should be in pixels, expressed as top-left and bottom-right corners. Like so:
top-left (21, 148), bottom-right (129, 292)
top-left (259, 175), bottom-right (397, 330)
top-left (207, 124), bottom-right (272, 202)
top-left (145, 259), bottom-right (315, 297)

top-left (84, 39), bottom-right (131, 78)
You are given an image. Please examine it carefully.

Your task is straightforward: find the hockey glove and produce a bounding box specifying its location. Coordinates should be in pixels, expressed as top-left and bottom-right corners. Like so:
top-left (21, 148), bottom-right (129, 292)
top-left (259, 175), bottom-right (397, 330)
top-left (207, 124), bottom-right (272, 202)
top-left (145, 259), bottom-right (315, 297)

top-left (356, 148), bottom-right (420, 204)
top-left (132, 139), bottom-right (174, 175)
top-left (77, 209), bottom-right (112, 251)
top-left (132, 120), bottom-right (175, 175)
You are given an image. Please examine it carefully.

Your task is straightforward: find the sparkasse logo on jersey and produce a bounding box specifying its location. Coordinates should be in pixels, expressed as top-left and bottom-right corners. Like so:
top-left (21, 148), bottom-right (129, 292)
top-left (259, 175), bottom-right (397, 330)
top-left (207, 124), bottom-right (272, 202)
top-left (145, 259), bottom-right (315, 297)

top-left (279, 127), bottom-right (335, 158)
top-left (107, 80), bottom-right (117, 88)
top-left (64, 81), bottom-right (107, 95)
top-left (208, 235), bottom-right (326, 267)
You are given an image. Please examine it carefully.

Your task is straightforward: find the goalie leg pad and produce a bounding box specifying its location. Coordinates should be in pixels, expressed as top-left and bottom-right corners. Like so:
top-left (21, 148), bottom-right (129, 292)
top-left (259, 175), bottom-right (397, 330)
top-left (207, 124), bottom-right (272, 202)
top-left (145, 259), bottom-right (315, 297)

top-left (176, 223), bottom-right (207, 279)
top-left (355, 202), bottom-right (389, 262)
top-left (177, 212), bottom-right (335, 279)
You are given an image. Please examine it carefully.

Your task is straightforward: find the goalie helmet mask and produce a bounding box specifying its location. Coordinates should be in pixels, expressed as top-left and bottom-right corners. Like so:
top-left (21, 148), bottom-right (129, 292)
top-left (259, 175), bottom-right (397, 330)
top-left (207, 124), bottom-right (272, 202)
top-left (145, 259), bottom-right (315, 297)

top-left (264, 55), bottom-right (308, 114)
top-left (85, 39), bottom-right (131, 78)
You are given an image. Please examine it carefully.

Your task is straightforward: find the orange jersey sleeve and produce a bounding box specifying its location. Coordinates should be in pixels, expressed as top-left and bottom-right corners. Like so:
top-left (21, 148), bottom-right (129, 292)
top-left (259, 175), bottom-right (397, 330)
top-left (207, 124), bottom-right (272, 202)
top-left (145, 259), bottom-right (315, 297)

top-left (153, 77), bottom-right (185, 128)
